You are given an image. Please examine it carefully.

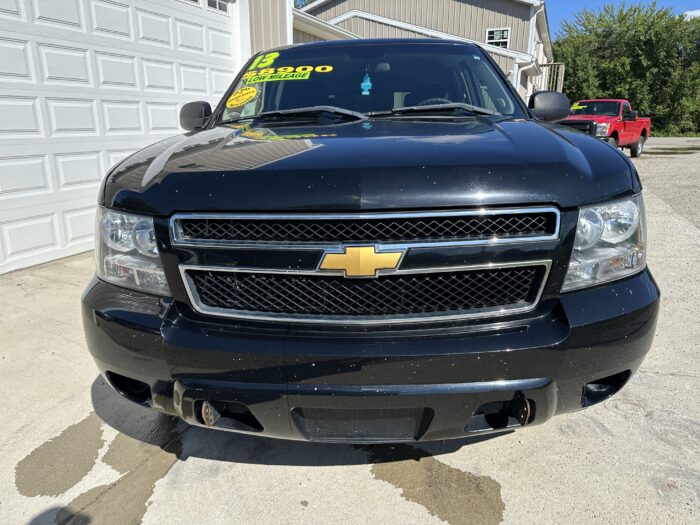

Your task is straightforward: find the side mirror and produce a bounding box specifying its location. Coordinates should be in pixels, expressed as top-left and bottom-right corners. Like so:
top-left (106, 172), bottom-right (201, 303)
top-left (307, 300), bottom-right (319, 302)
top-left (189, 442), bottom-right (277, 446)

top-left (528, 91), bottom-right (571, 122)
top-left (625, 110), bottom-right (638, 121)
top-left (180, 101), bottom-right (212, 131)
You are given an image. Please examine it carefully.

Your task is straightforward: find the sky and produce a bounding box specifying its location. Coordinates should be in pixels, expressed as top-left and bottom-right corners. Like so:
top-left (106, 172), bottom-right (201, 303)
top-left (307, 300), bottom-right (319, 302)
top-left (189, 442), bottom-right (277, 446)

top-left (546, 0), bottom-right (700, 39)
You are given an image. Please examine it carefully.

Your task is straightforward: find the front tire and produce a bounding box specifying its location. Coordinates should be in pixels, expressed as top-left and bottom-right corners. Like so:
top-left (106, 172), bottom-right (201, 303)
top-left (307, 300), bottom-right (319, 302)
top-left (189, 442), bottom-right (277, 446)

top-left (606, 136), bottom-right (619, 148)
top-left (630, 136), bottom-right (645, 158)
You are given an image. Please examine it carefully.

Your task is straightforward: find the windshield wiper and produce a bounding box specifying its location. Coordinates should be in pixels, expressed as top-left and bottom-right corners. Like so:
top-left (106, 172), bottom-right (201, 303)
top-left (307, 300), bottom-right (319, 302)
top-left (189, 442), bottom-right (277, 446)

top-left (370, 103), bottom-right (496, 118)
top-left (259, 106), bottom-right (368, 121)
top-left (222, 106), bottom-right (368, 126)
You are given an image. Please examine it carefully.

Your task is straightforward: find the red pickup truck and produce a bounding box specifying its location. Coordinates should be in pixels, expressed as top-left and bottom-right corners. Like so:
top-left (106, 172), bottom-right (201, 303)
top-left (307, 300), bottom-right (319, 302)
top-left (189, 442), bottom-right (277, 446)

top-left (564, 99), bottom-right (651, 157)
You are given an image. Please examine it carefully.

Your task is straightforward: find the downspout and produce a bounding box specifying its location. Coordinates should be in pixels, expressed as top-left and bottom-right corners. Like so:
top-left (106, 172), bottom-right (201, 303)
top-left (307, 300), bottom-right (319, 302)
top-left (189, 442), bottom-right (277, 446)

top-left (518, 60), bottom-right (537, 99)
top-left (521, 1), bottom-right (545, 97)
top-left (286, 0), bottom-right (294, 44)
top-left (527, 2), bottom-right (544, 57)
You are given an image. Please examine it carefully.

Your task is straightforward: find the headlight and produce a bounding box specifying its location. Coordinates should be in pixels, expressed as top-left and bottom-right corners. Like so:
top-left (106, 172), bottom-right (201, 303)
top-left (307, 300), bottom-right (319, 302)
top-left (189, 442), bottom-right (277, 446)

top-left (96, 207), bottom-right (171, 296)
top-left (562, 194), bottom-right (646, 292)
top-left (596, 123), bottom-right (610, 137)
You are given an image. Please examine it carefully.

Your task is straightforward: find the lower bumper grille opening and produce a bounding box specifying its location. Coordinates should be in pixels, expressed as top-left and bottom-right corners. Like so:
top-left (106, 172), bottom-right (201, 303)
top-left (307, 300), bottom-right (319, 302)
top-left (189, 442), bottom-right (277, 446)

top-left (194, 400), bottom-right (263, 432)
top-left (291, 407), bottom-right (434, 442)
top-left (582, 370), bottom-right (631, 407)
top-left (186, 265), bottom-right (546, 322)
top-left (106, 372), bottom-right (151, 406)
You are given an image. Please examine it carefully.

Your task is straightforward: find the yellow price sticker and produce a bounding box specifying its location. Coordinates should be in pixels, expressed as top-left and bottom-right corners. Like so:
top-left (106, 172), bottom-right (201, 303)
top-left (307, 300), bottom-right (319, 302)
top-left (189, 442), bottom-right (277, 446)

top-left (246, 72), bottom-right (311, 84)
top-left (226, 86), bottom-right (258, 108)
top-left (243, 65), bottom-right (333, 81)
top-left (571, 102), bottom-right (587, 111)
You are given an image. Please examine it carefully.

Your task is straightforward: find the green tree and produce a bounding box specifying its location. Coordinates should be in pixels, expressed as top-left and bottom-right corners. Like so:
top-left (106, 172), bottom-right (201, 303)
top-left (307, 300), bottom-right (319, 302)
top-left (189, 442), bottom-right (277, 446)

top-left (554, 3), bottom-right (700, 134)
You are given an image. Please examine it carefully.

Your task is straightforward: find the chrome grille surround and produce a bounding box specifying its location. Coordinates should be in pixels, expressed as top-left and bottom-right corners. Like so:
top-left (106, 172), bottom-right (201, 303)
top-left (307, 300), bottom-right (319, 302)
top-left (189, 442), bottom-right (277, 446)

top-left (179, 261), bottom-right (552, 325)
top-left (172, 208), bottom-right (559, 325)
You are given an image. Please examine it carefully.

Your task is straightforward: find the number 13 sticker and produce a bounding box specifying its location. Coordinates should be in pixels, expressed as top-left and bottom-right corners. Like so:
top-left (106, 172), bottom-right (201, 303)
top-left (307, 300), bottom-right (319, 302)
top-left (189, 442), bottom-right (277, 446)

top-left (249, 52), bottom-right (280, 70)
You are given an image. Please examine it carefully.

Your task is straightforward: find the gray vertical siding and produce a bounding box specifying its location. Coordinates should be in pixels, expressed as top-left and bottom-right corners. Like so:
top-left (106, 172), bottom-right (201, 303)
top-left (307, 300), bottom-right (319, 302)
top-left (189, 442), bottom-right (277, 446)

top-left (491, 54), bottom-right (515, 78)
top-left (293, 29), bottom-right (324, 43)
top-left (250, 0), bottom-right (289, 54)
top-left (307, 0), bottom-right (532, 54)
top-left (339, 18), bottom-right (514, 77)
top-left (337, 18), bottom-right (424, 38)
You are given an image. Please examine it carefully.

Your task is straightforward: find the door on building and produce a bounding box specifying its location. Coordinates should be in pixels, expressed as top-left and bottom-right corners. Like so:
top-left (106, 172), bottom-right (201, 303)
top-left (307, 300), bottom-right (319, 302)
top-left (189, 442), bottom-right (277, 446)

top-left (0, 0), bottom-right (242, 273)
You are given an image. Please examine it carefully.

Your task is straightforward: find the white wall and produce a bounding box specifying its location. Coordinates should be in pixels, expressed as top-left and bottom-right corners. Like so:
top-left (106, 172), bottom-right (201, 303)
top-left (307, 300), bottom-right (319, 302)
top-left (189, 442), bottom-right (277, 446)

top-left (0, 0), bottom-right (246, 274)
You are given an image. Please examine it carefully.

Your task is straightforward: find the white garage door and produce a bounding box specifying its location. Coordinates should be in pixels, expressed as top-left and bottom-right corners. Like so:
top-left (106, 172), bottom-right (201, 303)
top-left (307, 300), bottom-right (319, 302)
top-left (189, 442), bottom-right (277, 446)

top-left (0, 0), bottom-right (245, 273)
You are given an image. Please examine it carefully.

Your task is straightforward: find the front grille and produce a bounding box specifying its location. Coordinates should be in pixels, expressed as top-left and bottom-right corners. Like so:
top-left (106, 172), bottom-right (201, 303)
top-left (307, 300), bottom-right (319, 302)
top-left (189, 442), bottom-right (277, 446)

top-left (559, 120), bottom-right (597, 136)
top-left (186, 265), bottom-right (545, 322)
top-left (175, 210), bottom-right (559, 245)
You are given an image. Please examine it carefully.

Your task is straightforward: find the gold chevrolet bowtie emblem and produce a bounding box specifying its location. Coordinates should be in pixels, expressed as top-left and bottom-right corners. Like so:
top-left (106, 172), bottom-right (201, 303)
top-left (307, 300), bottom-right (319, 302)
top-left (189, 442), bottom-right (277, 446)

top-left (319, 246), bottom-right (404, 277)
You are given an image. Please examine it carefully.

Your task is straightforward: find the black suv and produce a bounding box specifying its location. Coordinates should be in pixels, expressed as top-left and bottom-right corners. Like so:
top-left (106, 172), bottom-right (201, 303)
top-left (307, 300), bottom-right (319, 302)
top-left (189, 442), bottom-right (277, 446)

top-left (82, 39), bottom-right (659, 443)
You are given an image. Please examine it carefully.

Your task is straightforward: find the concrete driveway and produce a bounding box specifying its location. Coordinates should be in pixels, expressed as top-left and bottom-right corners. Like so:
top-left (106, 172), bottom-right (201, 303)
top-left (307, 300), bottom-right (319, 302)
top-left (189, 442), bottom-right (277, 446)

top-left (1, 137), bottom-right (698, 525)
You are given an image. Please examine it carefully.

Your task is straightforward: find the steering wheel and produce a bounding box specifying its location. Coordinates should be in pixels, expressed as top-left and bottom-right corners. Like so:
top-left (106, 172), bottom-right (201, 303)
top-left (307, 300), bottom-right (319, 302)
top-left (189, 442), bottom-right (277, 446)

top-left (416, 97), bottom-right (452, 106)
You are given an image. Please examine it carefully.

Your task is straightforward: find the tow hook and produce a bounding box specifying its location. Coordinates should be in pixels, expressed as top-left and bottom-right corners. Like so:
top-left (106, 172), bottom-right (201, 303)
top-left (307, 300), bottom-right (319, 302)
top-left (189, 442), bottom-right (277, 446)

top-left (510, 394), bottom-right (532, 426)
top-left (200, 401), bottom-right (220, 427)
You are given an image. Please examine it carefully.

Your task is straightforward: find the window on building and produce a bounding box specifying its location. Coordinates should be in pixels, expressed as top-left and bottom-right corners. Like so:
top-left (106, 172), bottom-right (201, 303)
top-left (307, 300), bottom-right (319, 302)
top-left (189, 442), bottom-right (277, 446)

top-left (486, 28), bottom-right (510, 48)
top-left (208, 0), bottom-right (230, 13)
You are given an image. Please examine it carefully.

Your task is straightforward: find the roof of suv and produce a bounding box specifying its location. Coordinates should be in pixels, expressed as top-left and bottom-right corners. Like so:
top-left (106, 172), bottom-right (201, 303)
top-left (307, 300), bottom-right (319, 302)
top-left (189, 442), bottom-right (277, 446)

top-left (268, 37), bottom-right (481, 53)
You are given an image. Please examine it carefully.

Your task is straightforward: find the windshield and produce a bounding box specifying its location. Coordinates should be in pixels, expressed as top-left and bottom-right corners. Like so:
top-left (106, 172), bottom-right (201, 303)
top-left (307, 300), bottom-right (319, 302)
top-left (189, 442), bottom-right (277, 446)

top-left (218, 42), bottom-right (524, 123)
top-left (570, 101), bottom-right (620, 117)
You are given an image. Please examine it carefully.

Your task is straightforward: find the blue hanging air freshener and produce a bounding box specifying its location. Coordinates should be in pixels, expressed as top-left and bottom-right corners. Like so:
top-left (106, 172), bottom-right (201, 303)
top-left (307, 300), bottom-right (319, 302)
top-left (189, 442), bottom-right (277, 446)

top-left (361, 73), bottom-right (373, 96)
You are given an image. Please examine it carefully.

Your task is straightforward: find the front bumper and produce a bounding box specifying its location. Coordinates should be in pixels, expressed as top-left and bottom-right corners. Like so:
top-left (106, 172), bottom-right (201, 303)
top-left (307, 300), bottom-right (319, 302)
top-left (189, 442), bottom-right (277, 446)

top-left (82, 270), bottom-right (659, 443)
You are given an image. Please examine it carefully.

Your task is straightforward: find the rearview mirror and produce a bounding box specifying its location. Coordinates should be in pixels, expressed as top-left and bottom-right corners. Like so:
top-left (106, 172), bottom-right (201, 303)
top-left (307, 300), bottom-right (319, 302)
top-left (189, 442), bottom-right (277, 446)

top-left (180, 101), bottom-right (212, 131)
top-left (528, 91), bottom-right (571, 122)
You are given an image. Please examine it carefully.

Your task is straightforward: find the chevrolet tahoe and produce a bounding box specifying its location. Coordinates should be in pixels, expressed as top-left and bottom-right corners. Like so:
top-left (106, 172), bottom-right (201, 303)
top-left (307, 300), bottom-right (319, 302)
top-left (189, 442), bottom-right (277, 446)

top-left (82, 39), bottom-right (659, 443)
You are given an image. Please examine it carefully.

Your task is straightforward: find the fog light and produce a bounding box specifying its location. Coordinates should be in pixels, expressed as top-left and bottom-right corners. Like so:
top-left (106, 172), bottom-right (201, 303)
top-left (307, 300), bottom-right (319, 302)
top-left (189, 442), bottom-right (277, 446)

top-left (582, 370), bottom-right (630, 407)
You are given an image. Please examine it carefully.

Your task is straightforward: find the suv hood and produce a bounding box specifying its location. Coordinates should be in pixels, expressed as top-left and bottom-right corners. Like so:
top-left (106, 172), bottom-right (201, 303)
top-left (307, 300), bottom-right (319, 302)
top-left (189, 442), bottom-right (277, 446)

top-left (102, 119), bottom-right (637, 215)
